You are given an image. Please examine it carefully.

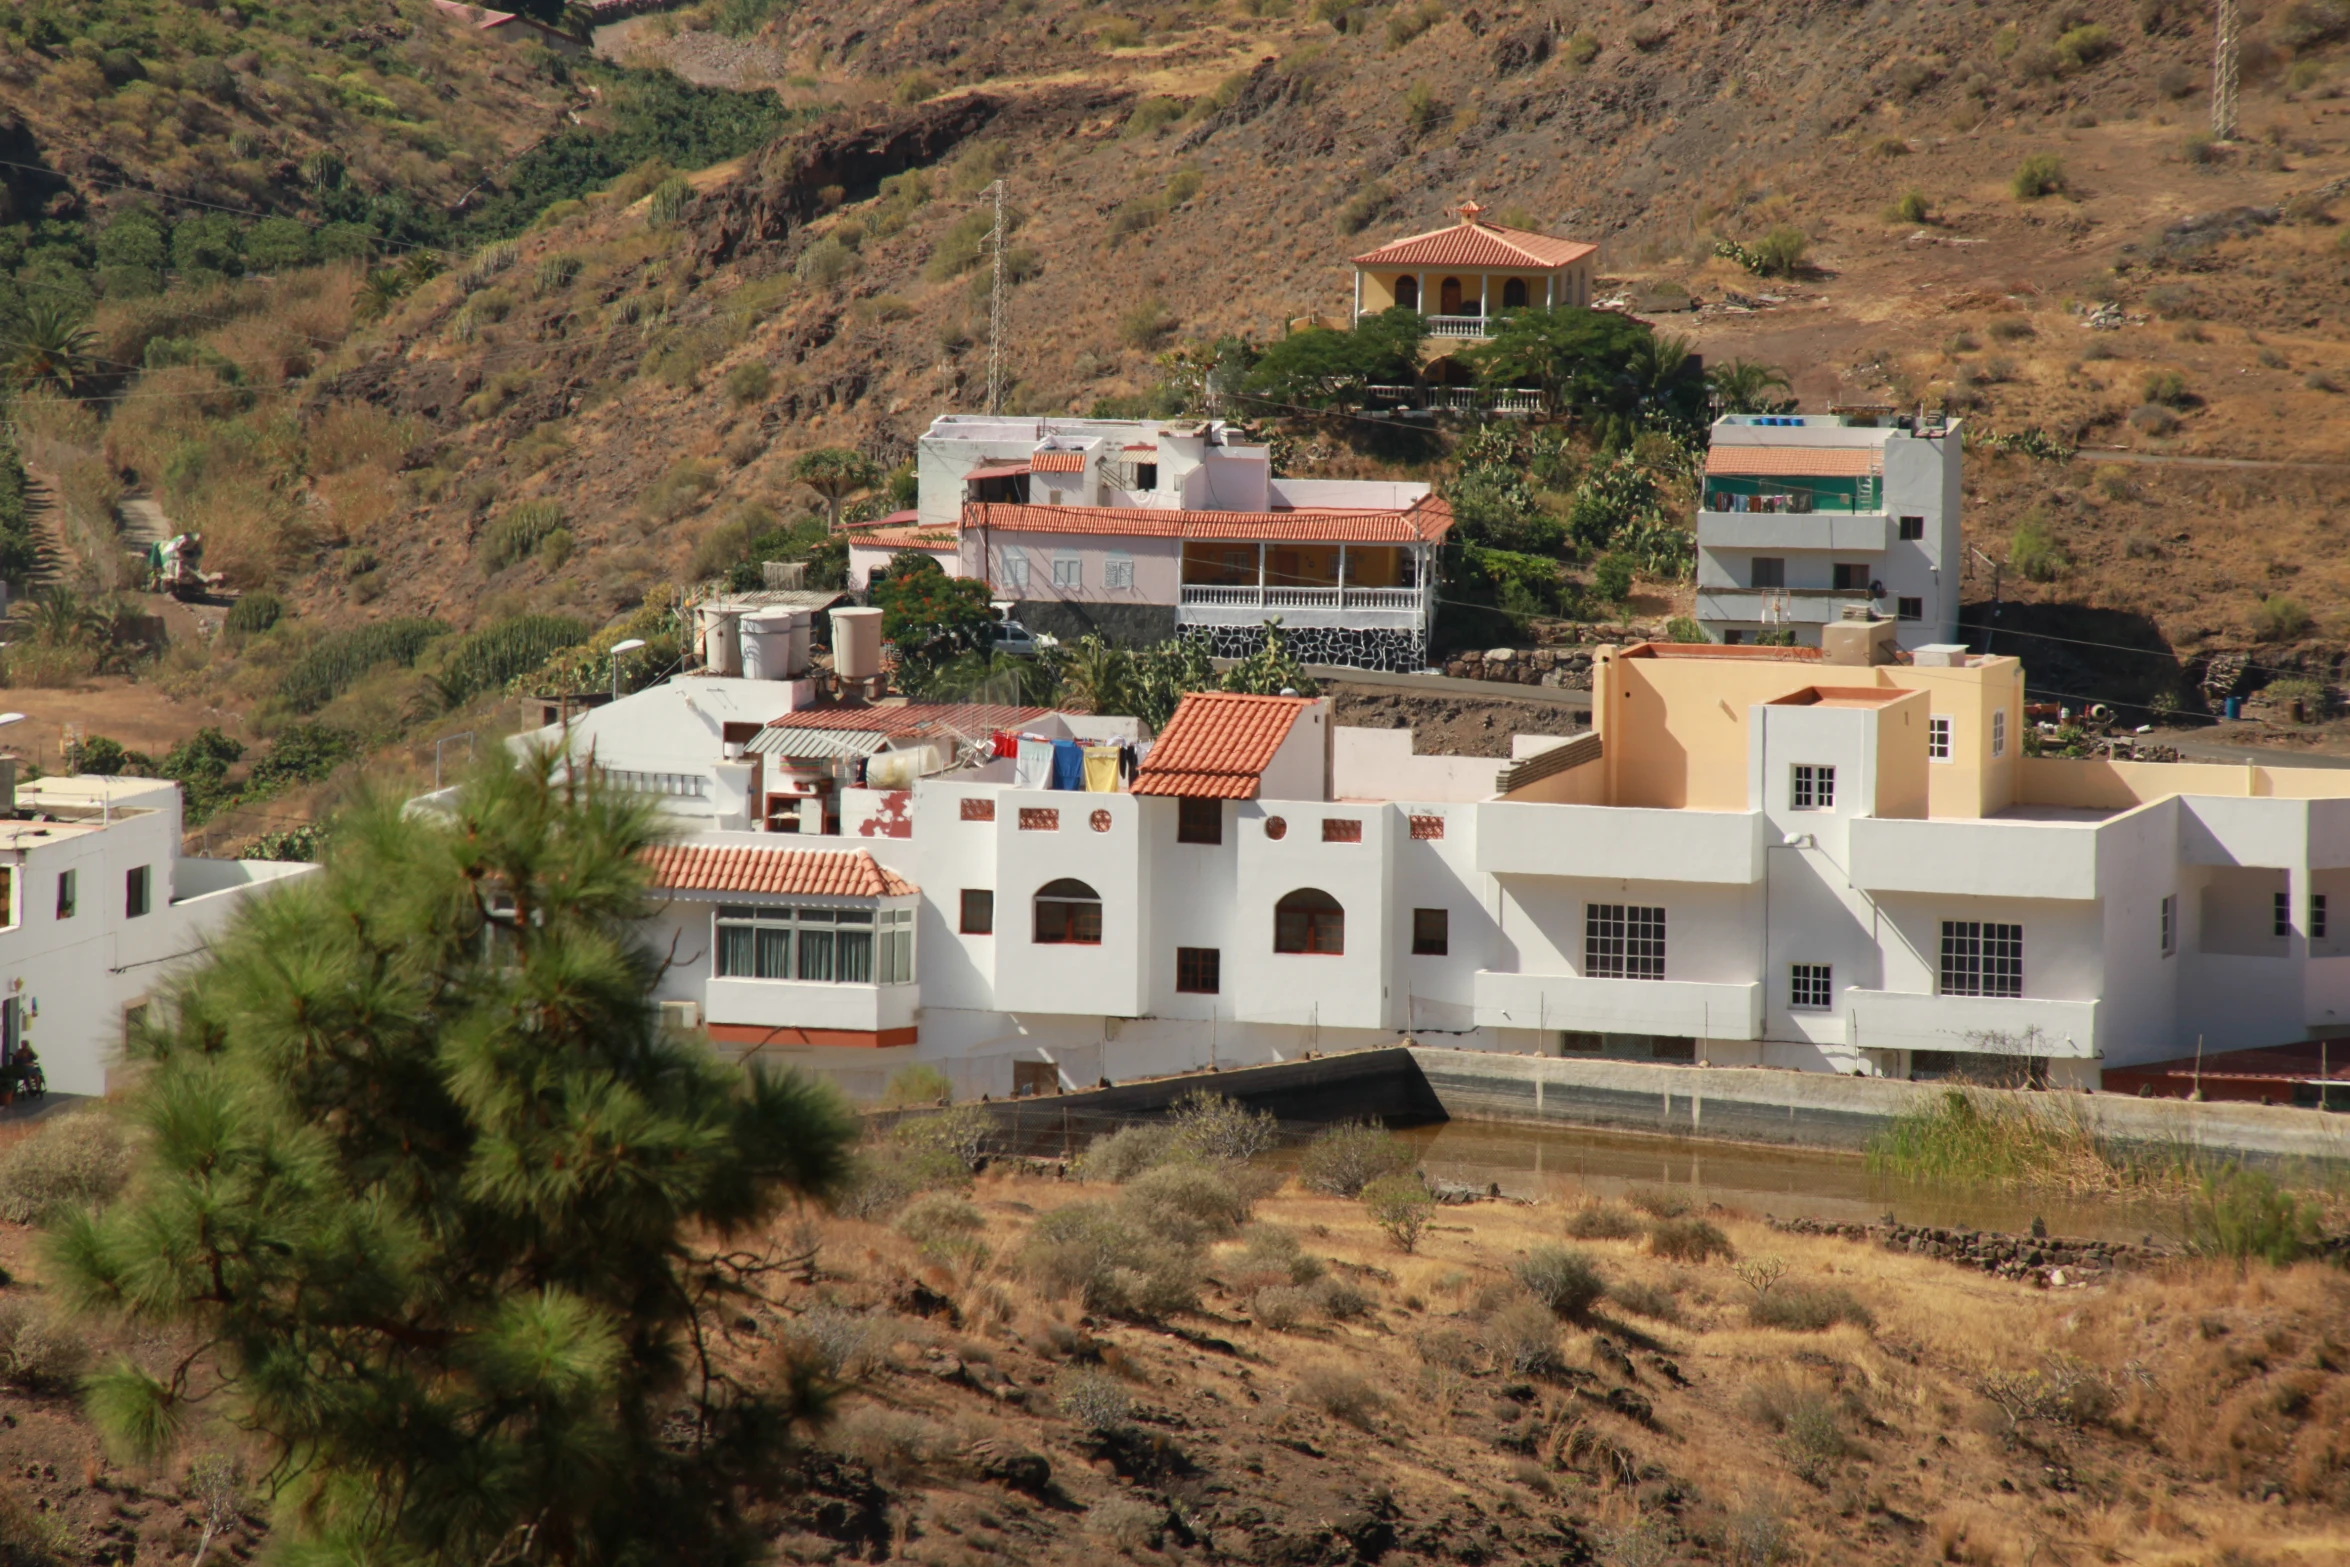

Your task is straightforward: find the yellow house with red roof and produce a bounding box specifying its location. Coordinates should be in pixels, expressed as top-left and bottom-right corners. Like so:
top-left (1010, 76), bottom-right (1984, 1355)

top-left (1351, 202), bottom-right (1598, 340)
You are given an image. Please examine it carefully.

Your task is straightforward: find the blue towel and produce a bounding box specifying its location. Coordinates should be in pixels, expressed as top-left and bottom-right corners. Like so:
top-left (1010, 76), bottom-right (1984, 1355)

top-left (1050, 738), bottom-right (1086, 791)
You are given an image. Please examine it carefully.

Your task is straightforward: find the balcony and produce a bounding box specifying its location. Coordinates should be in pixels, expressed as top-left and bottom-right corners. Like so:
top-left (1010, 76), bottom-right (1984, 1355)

top-left (1365, 385), bottom-right (1546, 414)
top-left (1848, 815), bottom-right (2103, 902)
top-left (1698, 511), bottom-right (1893, 553)
top-left (1846, 989), bottom-right (2100, 1058)
top-left (1693, 585), bottom-right (1878, 627)
top-left (1474, 802), bottom-right (1765, 884)
top-left (1177, 583), bottom-right (1428, 629)
top-left (1474, 970), bottom-right (1764, 1039)
top-left (705, 976), bottom-right (920, 1034)
top-left (1425, 314), bottom-right (1491, 339)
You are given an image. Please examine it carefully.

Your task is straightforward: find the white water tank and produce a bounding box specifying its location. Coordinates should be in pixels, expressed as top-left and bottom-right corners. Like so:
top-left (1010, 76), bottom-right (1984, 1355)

top-left (740, 610), bottom-right (797, 681)
top-left (831, 606), bottom-right (884, 681)
top-left (701, 605), bottom-right (744, 676)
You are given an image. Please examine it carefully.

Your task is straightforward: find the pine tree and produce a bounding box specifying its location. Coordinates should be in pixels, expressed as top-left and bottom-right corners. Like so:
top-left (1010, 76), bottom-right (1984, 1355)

top-left (50, 748), bottom-right (858, 1567)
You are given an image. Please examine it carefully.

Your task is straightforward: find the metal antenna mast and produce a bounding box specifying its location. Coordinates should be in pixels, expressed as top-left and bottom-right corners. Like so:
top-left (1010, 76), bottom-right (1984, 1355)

top-left (2213, 0), bottom-right (2240, 141)
top-left (986, 178), bottom-right (1007, 415)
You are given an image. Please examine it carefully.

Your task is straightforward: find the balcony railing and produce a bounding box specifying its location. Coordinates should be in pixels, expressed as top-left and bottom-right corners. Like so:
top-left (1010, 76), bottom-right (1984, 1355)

top-left (1364, 385), bottom-right (1546, 414)
top-left (1179, 585), bottom-right (1424, 612)
top-left (1425, 314), bottom-right (1490, 338)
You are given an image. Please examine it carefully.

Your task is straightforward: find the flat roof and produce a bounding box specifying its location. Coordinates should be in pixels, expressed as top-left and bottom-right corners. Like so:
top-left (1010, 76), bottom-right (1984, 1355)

top-left (1768, 686), bottom-right (1911, 708)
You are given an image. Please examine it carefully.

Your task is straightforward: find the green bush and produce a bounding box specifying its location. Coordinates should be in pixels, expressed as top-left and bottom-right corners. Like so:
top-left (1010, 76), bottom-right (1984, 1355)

top-left (1298, 1121), bottom-right (1416, 1197)
top-left (2054, 22), bottom-right (2117, 69)
top-left (1593, 552), bottom-right (1636, 603)
top-left (926, 208), bottom-right (999, 281)
top-left (795, 236), bottom-right (861, 289)
top-left (895, 1192), bottom-right (988, 1260)
top-left (2185, 1166), bottom-right (2319, 1265)
top-left (481, 500), bottom-right (565, 574)
top-left (431, 615), bottom-right (590, 707)
top-left (1074, 1122), bottom-right (1179, 1183)
top-left (279, 619), bottom-right (450, 713)
top-left (1562, 30), bottom-right (1600, 65)
top-left (1167, 1090), bottom-right (1280, 1163)
top-left (2007, 513), bottom-right (2069, 583)
top-left (1125, 96), bottom-right (1186, 137)
top-left (0, 1110), bottom-right (134, 1223)
top-left (1887, 189), bottom-right (1932, 224)
top-left (1513, 1246), bottom-right (1605, 1315)
top-left (641, 460), bottom-right (720, 524)
top-left (1748, 224), bottom-right (1809, 277)
top-left (1749, 1284), bottom-right (1874, 1333)
top-left (1403, 82), bottom-right (1448, 138)
top-left (2141, 369), bottom-right (2193, 408)
top-left (723, 362), bottom-right (773, 407)
top-left (1336, 183), bottom-right (1392, 235)
top-left (1020, 1201), bottom-right (1201, 1319)
top-left (2254, 595), bottom-right (2314, 642)
top-left (224, 591), bottom-right (284, 637)
top-left (2012, 152), bottom-right (2068, 199)
top-left (1646, 1216), bottom-right (1734, 1262)
top-left (1362, 1174), bottom-right (1435, 1252)
top-left (1121, 1162), bottom-right (1255, 1244)
top-left (1234, 1223), bottom-right (1326, 1285)
top-left (880, 1064), bottom-right (953, 1108)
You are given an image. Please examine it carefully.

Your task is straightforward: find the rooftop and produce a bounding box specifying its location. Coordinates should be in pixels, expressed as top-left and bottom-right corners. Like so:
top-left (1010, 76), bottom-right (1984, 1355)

top-left (962, 497), bottom-right (1453, 545)
top-left (1351, 204), bottom-right (1597, 270)
top-left (1769, 686), bottom-right (1913, 708)
top-left (1133, 693), bottom-right (1315, 799)
top-left (1616, 642), bottom-right (1825, 662)
top-left (647, 844), bottom-right (917, 898)
top-left (1704, 446), bottom-right (1884, 477)
top-left (763, 703), bottom-right (1048, 738)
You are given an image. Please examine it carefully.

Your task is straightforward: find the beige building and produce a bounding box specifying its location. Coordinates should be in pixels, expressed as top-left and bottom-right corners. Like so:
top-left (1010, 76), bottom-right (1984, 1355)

top-left (1350, 202), bottom-right (1598, 341)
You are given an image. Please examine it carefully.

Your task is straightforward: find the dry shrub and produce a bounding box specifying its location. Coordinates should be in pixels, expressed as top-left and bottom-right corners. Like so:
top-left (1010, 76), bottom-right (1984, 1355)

top-left (1742, 1375), bottom-right (1856, 1484)
top-left (314, 465), bottom-right (398, 545)
top-left (1020, 1202), bottom-right (1201, 1320)
top-left (1073, 1122), bottom-right (1177, 1182)
top-left (895, 1191), bottom-right (988, 1262)
top-left (309, 403), bottom-right (413, 475)
top-left (1121, 1161), bottom-right (1256, 1243)
top-left (1298, 1121), bottom-right (1415, 1196)
top-left (1749, 1284), bottom-right (1874, 1334)
top-left (1513, 1246), bottom-right (1605, 1318)
top-left (1415, 1322), bottom-right (1480, 1371)
top-left (0, 1110), bottom-right (134, 1223)
top-left (1233, 1223), bottom-right (1324, 1286)
top-left (1309, 1274), bottom-right (1375, 1320)
top-left (830, 1405), bottom-right (950, 1484)
top-left (1054, 1366), bottom-right (1132, 1430)
top-left (1624, 1185), bottom-right (1690, 1218)
top-left (0, 1298), bottom-right (90, 1392)
top-left (1089, 1496), bottom-right (1169, 1551)
top-left (1563, 1200), bottom-right (1641, 1240)
top-left (1252, 1285), bottom-right (1314, 1331)
top-left (786, 1303), bottom-right (892, 1381)
top-left (1647, 1216), bottom-right (1734, 1263)
top-left (1362, 1173), bottom-right (1434, 1252)
top-left (1296, 1364), bottom-right (1382, 1428)
top-left (182, 486), bottom-right (310, 591)
top-left (1483, 1297), bottom-right (1564, 1375)
top-left (1609, 1279), bottom-right (1682, 1323)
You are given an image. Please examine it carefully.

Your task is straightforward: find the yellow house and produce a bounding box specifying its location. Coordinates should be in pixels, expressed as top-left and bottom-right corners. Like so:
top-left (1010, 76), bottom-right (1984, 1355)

top-left (1350, 201), bottom-right (1598, 340)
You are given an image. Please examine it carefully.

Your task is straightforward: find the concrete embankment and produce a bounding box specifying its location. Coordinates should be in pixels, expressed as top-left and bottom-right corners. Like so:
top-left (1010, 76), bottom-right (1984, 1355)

top-left (951, 1045), bottom-right (2350, 1170)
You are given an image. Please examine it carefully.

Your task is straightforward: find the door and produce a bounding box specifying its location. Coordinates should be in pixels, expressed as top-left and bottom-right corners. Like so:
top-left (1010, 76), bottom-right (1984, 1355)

top-left (1438, 277), bottom-right (1464, 315)
top-left (1393, 275), bottom-right (1418, 310)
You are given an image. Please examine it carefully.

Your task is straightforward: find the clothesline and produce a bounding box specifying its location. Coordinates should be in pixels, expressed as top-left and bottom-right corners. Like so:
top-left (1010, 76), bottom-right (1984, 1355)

top-left (993, 732), bottom-right (1149, 792)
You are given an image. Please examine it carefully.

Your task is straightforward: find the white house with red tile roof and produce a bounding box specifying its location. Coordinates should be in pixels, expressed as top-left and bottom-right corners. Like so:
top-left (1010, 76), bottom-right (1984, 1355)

top-left (912, 413), bottom-right (1449, 670)
top-left (1351, 202), bottom-right (1599, 340)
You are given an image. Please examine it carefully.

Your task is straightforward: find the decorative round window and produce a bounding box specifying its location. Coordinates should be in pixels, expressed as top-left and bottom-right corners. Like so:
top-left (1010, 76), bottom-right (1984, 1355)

top-left (1089, 809), bottom-right (1113, 833)
top-left (1264, 815), bottom-right (1288, 841)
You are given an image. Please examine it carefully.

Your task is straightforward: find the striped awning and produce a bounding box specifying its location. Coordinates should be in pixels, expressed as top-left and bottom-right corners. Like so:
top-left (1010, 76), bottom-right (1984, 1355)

top-left (745, 728), bottom-right (893, 760)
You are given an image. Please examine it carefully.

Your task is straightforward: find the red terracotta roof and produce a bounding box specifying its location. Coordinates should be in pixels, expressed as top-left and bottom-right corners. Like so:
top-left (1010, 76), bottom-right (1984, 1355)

top-left (646, 844), bottom-right (917, 898)
top-left (1133, 693), bottom-right (1314, 799)
top-left (964, 495), bottom-right (1453, 546)
top-left (1030, 451), bottom-right (1088, 472)
top-left (1352, 218), bottom-right (1597, 270)
top-left (847, 526), bottom-right (960, 551)
top-left (1705, 446), bottom-right (1883, 478)
top-left (764, 702), bottom-right (1047, 736)
top-left (846, 509), bottom-right (921, 530)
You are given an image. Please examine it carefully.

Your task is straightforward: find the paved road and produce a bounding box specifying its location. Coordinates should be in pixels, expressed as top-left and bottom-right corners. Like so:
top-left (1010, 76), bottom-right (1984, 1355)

top-left (2073, 446), bottom-right (2350, 474)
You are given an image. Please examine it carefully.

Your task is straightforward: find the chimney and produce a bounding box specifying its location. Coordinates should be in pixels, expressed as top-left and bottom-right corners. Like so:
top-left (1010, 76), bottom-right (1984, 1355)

top-left (1820, 607), bottom-right (1897, 667)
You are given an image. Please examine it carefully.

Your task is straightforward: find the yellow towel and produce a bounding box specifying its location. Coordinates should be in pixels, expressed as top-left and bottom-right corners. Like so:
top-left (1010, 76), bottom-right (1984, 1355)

top-left (1083, 746), bottom-right (1122, 792)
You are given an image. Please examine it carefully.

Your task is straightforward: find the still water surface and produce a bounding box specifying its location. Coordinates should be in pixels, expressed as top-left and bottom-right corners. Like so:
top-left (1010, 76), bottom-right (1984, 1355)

top-left (1393, 1120), bottom-right (2183, 1246)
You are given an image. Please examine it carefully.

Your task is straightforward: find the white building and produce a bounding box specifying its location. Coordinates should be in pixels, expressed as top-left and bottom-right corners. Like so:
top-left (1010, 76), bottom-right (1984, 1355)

top-left (483, 623), bottom-right (2350, 1102)
top-left (893, 414), bottom-right (1451, 671)
top-left (1693, 413), bottom-right (1963, 651)
top-left (0, 773), bottom-right (315, 1098)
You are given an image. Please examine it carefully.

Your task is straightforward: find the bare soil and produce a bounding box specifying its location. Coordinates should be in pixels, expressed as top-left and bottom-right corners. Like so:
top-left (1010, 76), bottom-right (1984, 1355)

top-left (1326, 682), bottom-right (1586, 760)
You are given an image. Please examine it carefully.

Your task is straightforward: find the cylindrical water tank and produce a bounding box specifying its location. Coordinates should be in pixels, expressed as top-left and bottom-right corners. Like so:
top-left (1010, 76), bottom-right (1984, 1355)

top-left (785, 610), bottom-right (814, 678)
top-left (831, 606), bottom-right (883, 681)
top-left (740, 610), bottom-right (793, 681)
top-left (702, 606), bottom-right (744, 676)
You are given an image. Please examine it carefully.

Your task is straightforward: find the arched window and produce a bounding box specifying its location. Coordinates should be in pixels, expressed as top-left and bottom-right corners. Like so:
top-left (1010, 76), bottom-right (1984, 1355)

top-left (1393, 275), bottom-right (1419, 311)
top-left (1034, 878), bottom-right (1103, 945)
top-left (1274, 888), bottom-right (1345, 956)
top-left (1502, 277), bottom-right (1528, 309)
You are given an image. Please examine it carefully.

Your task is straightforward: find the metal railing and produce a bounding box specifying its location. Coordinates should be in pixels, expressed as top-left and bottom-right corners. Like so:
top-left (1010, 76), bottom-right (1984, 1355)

top-left (1363, 385), bottom-right (1547, 413)
top-left (1180, 585), bottom-right (1425, 612)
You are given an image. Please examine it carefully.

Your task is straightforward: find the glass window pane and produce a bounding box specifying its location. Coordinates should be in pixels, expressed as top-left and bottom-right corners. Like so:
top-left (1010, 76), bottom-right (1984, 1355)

top-left (836, 909), bottom-right (874, 927)
top-left (718, 924), bottom-right (755, 978)
top-left (798, 928), bottom-right (835, 982)
top-left (719, 905), bottom-right (760, 921)
top-left (837, 930), bottom-right (873, 983)
top-left (797, 908), bottom-right (836, 924)
top-left (756, 926), bottom-right (792, 980)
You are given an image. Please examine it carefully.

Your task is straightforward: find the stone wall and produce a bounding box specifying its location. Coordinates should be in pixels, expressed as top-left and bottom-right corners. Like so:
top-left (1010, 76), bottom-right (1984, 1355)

top-left (1440, 623), bottom-right (1676, 689)
top-left (1009, 600), bottom-right (1178, 648)
top-left (1202, 623), bottom-right (1425, 673)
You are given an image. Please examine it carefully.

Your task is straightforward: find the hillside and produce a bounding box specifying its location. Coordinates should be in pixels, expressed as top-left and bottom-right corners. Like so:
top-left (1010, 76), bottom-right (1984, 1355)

top-left (13, 0), bottom-right (2350, 810)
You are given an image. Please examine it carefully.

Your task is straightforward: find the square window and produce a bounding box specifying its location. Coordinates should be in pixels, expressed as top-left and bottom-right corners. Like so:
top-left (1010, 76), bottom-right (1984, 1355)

top-left (1749, 556), bottom-right (1785, 589)
top-left (1002, 551), bottom-right (1030, 589)
top-left (2275, 890), bottom-right (2292, 938)
top-left (1898, 515), bottom-right (1926, 541)
top-left (1052, 554), bottom-right (1082, 589)
top-left (2316, 894), bottom-right (2330, 941)
top-left (125, 865), bottom-right (151, 919)
top-left (1322, 817), bottom-right (1363, 843)
top-left (960, 889), bottom-right (995, 935)
top-left (2160, 892), bottom-right (2177, 956)
top-left (1104, 553), bottom-right (1134, 589)
top-left (1791, 763), bottom-right (1836, 810)
top-left (1723, 630), bottom-right (1745, 646)
top-left (1832, 562), bottom-right (1872, 592)
top-left (1558, 1031), bottom-right (1604, 1053)
top-left (1412, 907), bottom-right (1449, 956)
top-left (1992, 710), bottom-right (2007, 758)
top-left (1897, 596), bottom-right (1924, 621)
top-left (1650, 1036), bottom-right (1697, 1062)
top-left (1940, 920), bottom-right (2023, 998)
top-left (54, 869), bottom-right (75, 920)
top-left (1176, 946), bottom-right (1221, 993)
top-left (1177, 796), bottom-right (1223, 845)
top-left (1928, 715), bottom-right (1952, 761)
top-left (1585, 904), bottom-right (1665, 980)
top-left (1790, 962), bottom-right (1833, 1010)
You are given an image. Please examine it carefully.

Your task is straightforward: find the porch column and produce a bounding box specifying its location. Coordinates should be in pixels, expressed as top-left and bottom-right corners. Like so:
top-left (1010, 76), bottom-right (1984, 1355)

top-left (1353, 269), bottom-right (1362, 323)
top-left (1546, 273), bottom-right (1555, 308)
top-left (1479, 274), bottom-right (1489, 323)
top-left (1418, 271), bottom-right (1429, 315)
top-left (1256, 542), bottom-right (1266, 605)
top-left (1338, 544), bottom-right (1348, 607)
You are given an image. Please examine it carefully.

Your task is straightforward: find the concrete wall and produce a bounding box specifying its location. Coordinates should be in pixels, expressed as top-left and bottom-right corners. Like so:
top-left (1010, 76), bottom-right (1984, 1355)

top-left (978, 532), bottom-right (1182, 605)
top-left (1333, 728), bottom-right (1504, 803)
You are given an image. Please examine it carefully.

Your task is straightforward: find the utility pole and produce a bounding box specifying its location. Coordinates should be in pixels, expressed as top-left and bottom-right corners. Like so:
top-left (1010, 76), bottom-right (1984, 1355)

top-left (987, 177), bottom-right (1007, 416)
top-left (2213, 0), bottom-right (2240, 141)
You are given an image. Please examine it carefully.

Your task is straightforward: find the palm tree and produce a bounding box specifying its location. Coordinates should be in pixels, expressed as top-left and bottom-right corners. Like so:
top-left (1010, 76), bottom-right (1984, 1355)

top-left (1707, 358), bottom-right (1796, 415)
top-left (6, 301), bottom-right (99, 394)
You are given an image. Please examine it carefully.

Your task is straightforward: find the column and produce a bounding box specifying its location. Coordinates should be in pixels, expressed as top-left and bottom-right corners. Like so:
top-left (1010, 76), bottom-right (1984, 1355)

top-left (1546, 273), bottom-right (1555, 308)
top-left (1418, 271), bottom-right (1429, 316)
top-left (1353, 269), bottom-right (1362, 323)
top-left (1479, 274), bottom-right (1490, 326)
top-left (1256, 542), bottom-right (1266, 605)
top-left (1338, 544), bottom-right (1348, 607)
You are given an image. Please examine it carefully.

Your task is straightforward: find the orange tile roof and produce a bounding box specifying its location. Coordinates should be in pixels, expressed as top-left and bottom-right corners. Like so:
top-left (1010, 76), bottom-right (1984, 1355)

top-left (1030, 451), bottom-right (1088, 472)
top-left (1352, 217), bottom-right (1597, 271)
top-left (645, 844), bottom-right (917, 897)
top-left (1132, 693), bottom-right (1314, 798)
top-left (963, 495), bottom-right (1453, 546)
top-left (765, 702), bottom-right (1047, 736)
top-left (848, 526), bottom-right (960, 551)
top-left (1705, 446), bottom-right (1883, 478)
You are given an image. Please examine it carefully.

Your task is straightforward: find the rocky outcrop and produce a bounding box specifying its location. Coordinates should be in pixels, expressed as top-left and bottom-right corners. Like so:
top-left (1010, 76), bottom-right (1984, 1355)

top-left (1766, 1215), bottom-right (2168, 1287)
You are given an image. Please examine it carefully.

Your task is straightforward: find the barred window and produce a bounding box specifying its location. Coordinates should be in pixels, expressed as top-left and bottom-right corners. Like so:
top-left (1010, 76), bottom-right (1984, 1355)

top-left (2275, 891), bottom-right (2291, 939)
top-left (1939, 920), bottom-right (2022, 998)
top-left (2316, 894), bottom-right (2330, 941)
top-left (1176, 946), bottom-right (1221, 994)
top-left (1791, 764), bottom-right (1835, 810)
top-left (2160, 893), bottom-right (2176, 956)
top-left (1790, 963), bottom-right (1833, 1011)
top-left (1585, 904), bottom-right (1665, 981)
